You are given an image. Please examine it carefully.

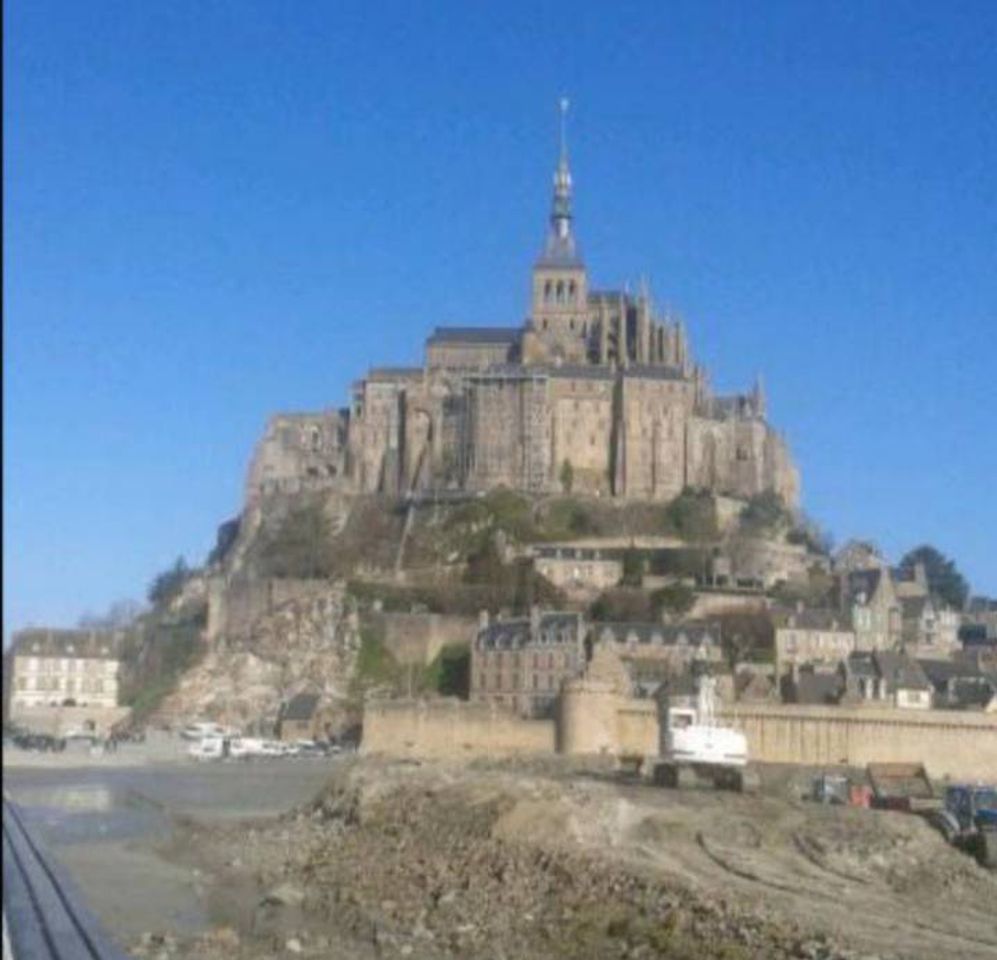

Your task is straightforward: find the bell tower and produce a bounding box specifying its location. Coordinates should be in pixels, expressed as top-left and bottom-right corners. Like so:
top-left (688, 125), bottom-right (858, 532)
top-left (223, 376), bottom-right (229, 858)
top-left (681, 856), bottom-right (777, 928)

top-left (527, 98), bottom-right (589, 364)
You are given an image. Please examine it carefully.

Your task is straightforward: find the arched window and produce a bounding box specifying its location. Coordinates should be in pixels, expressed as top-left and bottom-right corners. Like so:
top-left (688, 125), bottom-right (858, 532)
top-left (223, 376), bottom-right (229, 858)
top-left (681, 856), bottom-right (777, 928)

top-left (556, 280), bottom-right (565, 303)
top-left (544, 280), bottom-right (552, 303)
top-left (568, 280), bottom-right (576, 302)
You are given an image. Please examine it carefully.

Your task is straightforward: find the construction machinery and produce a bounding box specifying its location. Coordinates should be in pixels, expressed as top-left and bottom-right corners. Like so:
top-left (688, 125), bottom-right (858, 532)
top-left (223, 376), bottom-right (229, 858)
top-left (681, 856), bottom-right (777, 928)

top-left (651, 659), bottom-right (756, 792)
top-left (933, 784), bottom-right (997, 870)
top-left (867, 762), bottom-right (940, 814)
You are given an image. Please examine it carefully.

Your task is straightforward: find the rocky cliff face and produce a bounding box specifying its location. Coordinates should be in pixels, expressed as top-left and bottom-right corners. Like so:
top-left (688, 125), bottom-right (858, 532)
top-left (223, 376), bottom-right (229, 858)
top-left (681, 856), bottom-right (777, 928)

top-left (157, 586), bottom-right (359, 731)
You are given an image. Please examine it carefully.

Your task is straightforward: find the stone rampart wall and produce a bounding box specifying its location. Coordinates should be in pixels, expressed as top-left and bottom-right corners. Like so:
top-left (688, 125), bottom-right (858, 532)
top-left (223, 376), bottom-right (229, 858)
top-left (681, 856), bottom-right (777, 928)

top-left (720, 703), bottom-right (997, 781)
top-left (208, 577), bottom-right (335, 643)
top-left (362, 699), bottom-right (555, 758)
top-left (10, 704), bottom-right (132, 737)
top-left (560, 686), bottom-right (997, 779)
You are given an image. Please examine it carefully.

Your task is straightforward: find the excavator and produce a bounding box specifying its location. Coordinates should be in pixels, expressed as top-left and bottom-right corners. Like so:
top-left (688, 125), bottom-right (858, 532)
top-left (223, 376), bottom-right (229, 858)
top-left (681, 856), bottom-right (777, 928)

top-left (651, 656), bottom-right (758, 793)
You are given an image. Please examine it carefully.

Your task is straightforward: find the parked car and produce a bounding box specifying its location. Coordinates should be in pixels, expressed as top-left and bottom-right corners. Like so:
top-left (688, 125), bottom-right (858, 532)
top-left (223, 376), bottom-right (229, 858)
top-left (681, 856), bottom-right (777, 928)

top-left (188, 736), bottom-right (228, 761)
top-left (229, 737), bottom-right (266, 760)
top-left (13, 732), bottom-right (66, 752)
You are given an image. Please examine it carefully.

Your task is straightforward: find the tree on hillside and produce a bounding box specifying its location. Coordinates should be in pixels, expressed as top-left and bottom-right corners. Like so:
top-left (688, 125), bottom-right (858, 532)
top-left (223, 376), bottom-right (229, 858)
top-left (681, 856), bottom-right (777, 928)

top-left (621, 547), bottom-right (645, 587)
top-left (739, 490), bottom-right (790, 536)
top-left (651, 583), bottom-right (696, 620)
top-left (664, 489), bottom-right (719, 542)
top-left (559, 459), bottom-right (574, 494)
top-left (711, 608), bottom-right (775, 672)
top-left (148, 557), bottom-right (194, 608)
top-left (786, 512), bottom-right (834, 556)
top-left (898, 545), bottom-right (970, 610)
top-left (78, 599), bottom-right (145, 630)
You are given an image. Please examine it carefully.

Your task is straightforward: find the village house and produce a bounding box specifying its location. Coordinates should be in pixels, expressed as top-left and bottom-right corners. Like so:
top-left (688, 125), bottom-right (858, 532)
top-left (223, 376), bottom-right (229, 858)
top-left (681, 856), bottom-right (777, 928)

top-left (899, 594), bottom-right (960, 658)
top-left (844, 650), bottom-right (932, 710)
top-left (590, 621), bottom-right (724, 698)
top-left (842, 568), bottom-right (901, 652)
top-left (773, 606), bottom-right (855, 678)
top-left (918, 659), bottom-right (997, 712)
top-left (470, 608), bottom-right (586, 718)
top-left (9, 629), bottom-right (122, 711)
top-left (531, 544), bottom-right (622, 595)
top-left (8, 628), bottom-right (127, 736)
top-left (276, 692), bottom-right (339, 742)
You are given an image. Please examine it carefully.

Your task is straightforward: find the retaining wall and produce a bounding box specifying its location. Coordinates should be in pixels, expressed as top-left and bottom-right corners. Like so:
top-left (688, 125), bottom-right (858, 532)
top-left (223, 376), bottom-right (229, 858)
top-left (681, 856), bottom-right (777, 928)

top-left (375, 612), bottom-right (474, 667)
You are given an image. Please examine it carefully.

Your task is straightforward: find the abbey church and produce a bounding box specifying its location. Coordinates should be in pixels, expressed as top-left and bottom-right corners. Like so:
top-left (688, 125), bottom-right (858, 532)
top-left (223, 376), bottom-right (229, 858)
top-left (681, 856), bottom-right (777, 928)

top-left (246, 107), bottom-right (800, 508)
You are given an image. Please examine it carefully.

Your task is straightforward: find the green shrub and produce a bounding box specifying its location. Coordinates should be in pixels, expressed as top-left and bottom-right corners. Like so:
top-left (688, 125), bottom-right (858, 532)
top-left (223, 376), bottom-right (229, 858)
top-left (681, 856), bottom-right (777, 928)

top-left (423, 644), bottom-right (471, 698)
top-left (664, 490), bottom-right (719, 541)
top-left (651, 582), bottom-right (696, 619)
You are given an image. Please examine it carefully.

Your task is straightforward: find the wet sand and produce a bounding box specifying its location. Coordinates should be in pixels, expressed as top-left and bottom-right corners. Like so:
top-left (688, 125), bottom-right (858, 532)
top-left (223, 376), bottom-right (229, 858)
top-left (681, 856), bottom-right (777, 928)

top-left (3, 754), bottom-right (342, 948)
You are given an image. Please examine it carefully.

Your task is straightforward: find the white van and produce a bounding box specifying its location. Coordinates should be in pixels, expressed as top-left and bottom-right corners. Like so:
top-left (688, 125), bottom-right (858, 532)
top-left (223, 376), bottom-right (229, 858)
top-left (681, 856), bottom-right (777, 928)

top-left (188, 736), bottom-right (227, 761)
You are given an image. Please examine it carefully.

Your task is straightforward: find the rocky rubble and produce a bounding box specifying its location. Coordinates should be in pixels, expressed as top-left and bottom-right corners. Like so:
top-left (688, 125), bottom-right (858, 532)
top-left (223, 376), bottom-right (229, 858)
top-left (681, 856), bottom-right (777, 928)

top-left (146, 758), bottom-right (930, 960)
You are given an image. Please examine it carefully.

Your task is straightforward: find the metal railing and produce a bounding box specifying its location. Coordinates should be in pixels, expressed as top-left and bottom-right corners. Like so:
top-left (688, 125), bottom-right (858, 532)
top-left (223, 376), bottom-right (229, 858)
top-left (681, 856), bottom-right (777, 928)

top-left (2, 795), bottom-right (131, 959)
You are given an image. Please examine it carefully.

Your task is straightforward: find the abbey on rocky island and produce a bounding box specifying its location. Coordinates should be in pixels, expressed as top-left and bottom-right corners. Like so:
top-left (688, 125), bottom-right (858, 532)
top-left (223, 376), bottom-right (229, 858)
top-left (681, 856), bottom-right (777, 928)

top-left (246, 105), bottom-right (800, 509)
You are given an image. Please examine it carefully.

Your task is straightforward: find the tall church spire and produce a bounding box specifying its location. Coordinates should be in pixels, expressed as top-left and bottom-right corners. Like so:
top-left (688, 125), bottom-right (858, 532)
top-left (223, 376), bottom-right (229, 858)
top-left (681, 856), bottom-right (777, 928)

top-left (540, 97), bottom-right (581, 266)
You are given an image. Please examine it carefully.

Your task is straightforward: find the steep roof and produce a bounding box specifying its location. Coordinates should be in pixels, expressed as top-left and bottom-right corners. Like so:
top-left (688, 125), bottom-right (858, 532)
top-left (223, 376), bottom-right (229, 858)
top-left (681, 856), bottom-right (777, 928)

top-left (281, 692), bottom-right (320, 722)
top-left (11, 629), bottom-right (123, 661)
top-left (873, 651), bottom-right (932, 692)
top-left (919, 659), bottom-right (995, 709)
top-left (591, 621), bottom-right (719, 648)
top-left (427, 327), bottom-right (521, 345)
top-left (787, 669), bottom-right (845, 705)
top-left (846, 568), bottom-right (884, 603)
top-left (477, 612), bottom-right (581, 650)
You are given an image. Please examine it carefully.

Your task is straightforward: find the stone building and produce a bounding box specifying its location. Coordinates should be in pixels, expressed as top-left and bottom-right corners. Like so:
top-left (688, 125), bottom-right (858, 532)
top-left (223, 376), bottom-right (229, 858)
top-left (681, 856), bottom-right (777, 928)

top-left (899, 595), bottom-right (960, 658)
top-left (243, 104), bottom-right (800, 509)
top-left (8, 629), bottom-right (129, 736)
top-left (532, 544), bottom-right (623, 594)
top-left (842, 567), bottom-right (902, 652)
top-left (9, 629), bottom-right (122, 711)
top-left (470, 608), bottom-right (586, 718)
top-left (844, 651), bottom-right (932, 710)
top-left (774, 607), bottom-right (855, 677)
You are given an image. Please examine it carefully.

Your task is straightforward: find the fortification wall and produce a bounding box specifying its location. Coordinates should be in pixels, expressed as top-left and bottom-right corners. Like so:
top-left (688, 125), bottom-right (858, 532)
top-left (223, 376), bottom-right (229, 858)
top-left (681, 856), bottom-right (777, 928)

top-left (375, 612), bottom-right (474, 667)
top-left (560, 690), bottom-right (997, 780)
top-left (362, 685), bottom-right (997, 781)
top-left (362, 698), bottom-right (555, 758)
top-left (207, 577), bottom-right (336, 643)
top-left (719, 703), bottom-right (997, 781)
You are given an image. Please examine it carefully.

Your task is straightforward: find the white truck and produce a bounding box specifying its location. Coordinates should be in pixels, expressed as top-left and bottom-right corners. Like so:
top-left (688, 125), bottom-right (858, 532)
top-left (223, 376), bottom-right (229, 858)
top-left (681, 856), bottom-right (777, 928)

top-left (652, 667), bottom-right (756, 792)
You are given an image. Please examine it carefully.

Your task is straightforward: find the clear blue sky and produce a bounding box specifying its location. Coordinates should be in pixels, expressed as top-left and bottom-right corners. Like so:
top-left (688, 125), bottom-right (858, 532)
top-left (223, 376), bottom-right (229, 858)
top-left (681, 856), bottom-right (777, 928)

top-left (5, 1), bottom-right (996, 638)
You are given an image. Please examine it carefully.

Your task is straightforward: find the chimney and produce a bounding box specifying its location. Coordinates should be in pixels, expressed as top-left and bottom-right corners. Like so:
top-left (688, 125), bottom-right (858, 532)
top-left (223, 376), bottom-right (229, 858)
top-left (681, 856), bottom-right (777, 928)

top-left (478, 609), bottom-right (490, 631)
top-left (796, 599), bottom-right (805, 614)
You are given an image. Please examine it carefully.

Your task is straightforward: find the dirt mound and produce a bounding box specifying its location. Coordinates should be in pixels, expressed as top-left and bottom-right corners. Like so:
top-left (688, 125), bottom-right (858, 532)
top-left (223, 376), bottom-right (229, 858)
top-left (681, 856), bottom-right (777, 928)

top-left (155, 758), bottom-right (997, 960)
